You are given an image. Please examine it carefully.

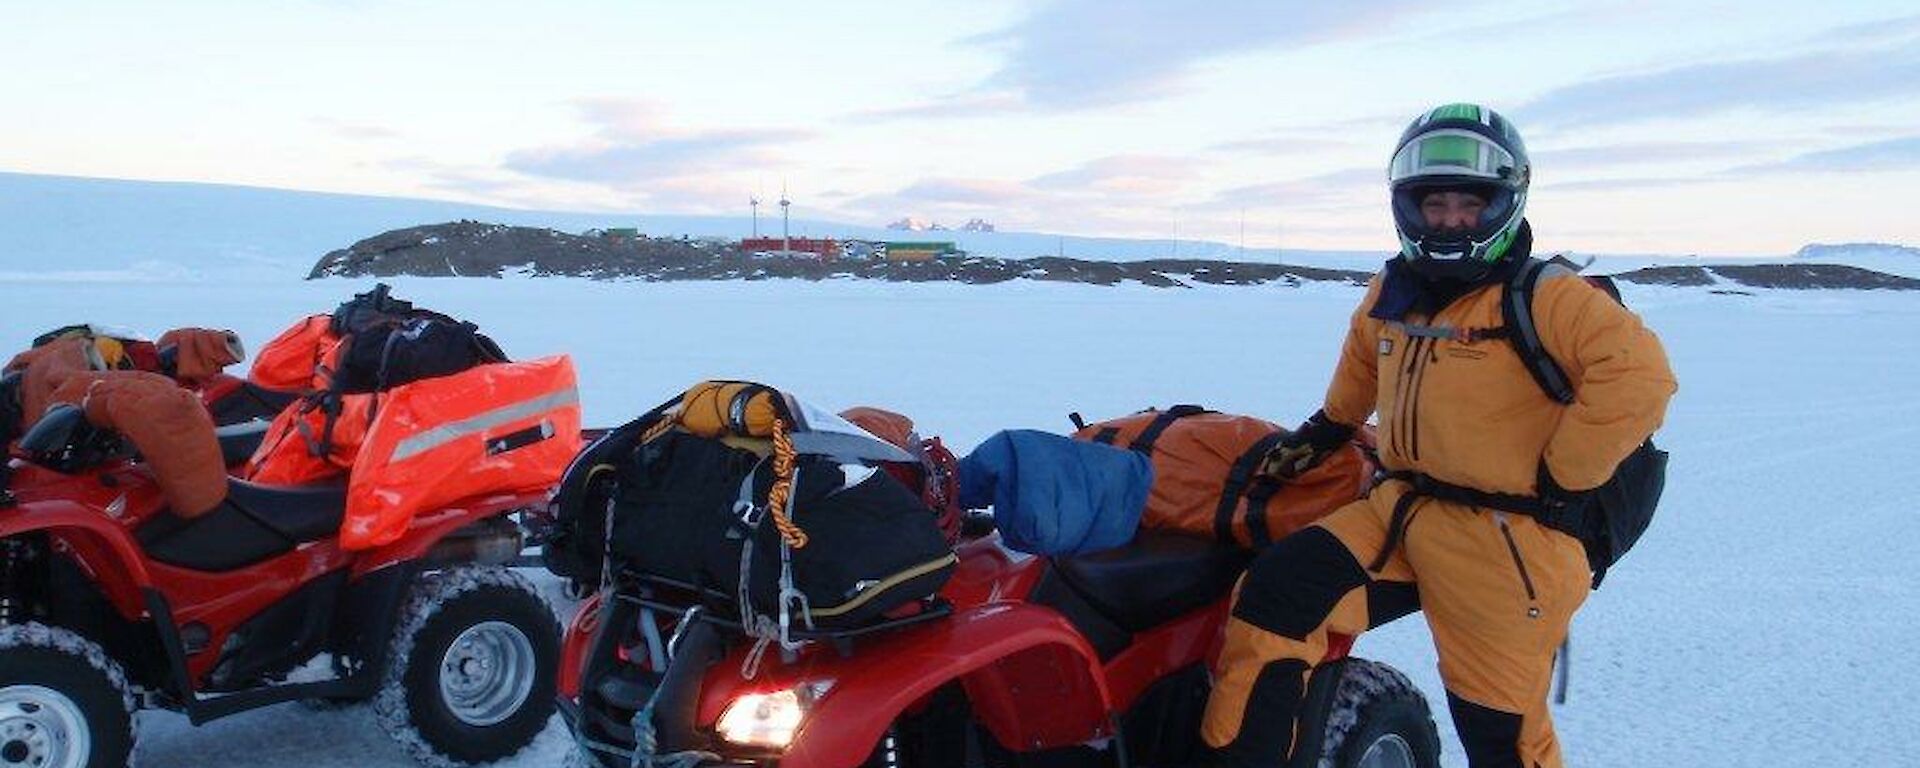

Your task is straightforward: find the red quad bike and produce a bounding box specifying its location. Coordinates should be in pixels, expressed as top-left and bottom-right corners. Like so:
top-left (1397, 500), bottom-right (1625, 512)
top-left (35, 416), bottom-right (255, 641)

top-left (558, 500), bottom-right (1441, 767)
top-left (0, 404), bottom-right (562, 768)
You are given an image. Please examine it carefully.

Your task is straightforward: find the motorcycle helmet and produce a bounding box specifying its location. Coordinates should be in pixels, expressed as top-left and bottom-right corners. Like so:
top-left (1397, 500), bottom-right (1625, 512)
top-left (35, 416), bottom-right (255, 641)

top-left (1389, 103), bottom-right (1531, 282)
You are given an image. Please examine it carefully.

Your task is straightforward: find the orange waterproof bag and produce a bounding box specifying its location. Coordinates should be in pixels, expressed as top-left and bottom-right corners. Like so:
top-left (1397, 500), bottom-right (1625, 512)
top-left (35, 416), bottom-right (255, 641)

top-left (342, 355), bottom-right (583, 550)
top-left (1073, 406), bottom-right (1375, 549)
top-left (248, 315), bottom-right (337, 391)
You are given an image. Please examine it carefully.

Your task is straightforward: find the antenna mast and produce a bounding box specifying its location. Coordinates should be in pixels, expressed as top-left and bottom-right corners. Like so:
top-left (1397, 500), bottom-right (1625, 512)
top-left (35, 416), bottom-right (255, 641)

top-left (779, 182), bottom-right (791, 256)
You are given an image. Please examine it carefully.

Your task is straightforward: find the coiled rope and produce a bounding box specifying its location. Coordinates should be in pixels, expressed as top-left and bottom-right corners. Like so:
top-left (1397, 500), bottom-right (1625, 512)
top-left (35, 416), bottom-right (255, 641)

top-left (765, 418), bottom-right (808, 548)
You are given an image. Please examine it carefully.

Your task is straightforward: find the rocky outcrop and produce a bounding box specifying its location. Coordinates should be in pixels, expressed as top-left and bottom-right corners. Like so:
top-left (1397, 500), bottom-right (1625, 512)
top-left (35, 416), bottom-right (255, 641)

top-left (311, 221), bottom-right (1920, 291)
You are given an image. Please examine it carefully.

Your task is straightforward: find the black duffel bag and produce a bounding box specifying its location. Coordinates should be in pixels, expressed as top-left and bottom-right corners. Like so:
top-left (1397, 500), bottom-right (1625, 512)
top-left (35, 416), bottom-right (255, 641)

top-left (608, 430), bottom-right (956, 630)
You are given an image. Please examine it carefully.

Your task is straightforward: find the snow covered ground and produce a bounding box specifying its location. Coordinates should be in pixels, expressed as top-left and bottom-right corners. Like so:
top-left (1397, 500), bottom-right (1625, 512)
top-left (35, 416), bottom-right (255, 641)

top-left (4, 273), bottom-right (1917, 767)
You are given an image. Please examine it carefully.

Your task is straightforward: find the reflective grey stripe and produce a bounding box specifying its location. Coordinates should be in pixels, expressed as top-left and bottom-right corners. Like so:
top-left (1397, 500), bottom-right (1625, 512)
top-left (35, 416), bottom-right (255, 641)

top-left (1388, 321), bottom-right (1462, 339)
top-left (390, 388), bottom-right (580, 462)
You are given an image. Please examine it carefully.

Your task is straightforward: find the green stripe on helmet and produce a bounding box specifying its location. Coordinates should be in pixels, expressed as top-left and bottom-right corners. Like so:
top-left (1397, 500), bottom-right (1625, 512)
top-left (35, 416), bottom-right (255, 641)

top-left (1428, 103), bottom-right (1483, 123)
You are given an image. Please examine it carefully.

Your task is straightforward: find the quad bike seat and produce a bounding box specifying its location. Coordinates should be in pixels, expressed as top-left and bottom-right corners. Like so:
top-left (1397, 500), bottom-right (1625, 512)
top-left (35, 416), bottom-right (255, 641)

top-left (1050, 530), bottom-right (1252, 633)
top-left (137, 478), bottom-right (348, 571)
top-left (214, 420), bottom-right (270, 467)
top-left (208, 380), bottom-right (301, 426)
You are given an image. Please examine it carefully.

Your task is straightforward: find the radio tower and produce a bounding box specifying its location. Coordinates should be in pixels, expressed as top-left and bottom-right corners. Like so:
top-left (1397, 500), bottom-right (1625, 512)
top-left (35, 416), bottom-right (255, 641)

top-left (780, 182), bottom-right (791, 256)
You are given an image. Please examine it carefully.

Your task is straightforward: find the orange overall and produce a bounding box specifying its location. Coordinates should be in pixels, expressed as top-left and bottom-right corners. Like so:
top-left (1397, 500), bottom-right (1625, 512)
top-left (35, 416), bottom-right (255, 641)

top-left (1203, 267), bottom-right (1675, 767)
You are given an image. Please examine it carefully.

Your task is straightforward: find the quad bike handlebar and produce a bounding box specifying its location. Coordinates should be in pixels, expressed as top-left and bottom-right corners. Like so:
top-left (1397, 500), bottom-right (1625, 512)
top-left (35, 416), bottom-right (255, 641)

top-left (17, 403), bottom-right (122, 474)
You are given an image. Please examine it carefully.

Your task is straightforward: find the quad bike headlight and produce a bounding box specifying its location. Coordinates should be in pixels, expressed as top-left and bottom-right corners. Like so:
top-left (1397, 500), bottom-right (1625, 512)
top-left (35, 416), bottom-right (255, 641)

top-left (714, 679), bottom-right (835, 750)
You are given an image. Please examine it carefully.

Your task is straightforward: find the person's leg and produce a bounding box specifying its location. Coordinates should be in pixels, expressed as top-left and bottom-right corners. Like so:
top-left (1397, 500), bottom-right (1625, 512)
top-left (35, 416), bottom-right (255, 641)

top-left (1202, 489), bottom-right (1418, 766)
top-left (1408, 506), bottom-right (1589, 768)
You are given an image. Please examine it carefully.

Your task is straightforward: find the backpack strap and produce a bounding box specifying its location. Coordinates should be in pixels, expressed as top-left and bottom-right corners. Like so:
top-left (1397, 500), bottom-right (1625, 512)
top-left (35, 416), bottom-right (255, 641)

top-left (1502, 258), bottom-right (1578, 405)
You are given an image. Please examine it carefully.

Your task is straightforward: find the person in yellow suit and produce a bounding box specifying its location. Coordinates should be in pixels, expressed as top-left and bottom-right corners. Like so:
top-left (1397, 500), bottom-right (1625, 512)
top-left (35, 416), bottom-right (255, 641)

top-left (1202, 103), bottom-right (1676, 767)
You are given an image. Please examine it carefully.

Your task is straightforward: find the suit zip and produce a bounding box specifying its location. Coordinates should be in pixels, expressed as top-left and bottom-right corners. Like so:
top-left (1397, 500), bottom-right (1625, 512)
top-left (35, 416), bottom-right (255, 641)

top-left (1494, 512), bottom-right (1540, 608)
top-left (1405, 337), bottom-right (1436, 458)
top-left (1394, 334), bottom-right (1424, 462)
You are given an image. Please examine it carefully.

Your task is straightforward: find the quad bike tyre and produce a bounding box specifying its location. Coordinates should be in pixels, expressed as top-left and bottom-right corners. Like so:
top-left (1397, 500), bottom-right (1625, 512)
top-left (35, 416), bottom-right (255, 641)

top-left (0, 624), bottom-right (138, 768)
top-left (1317, 658), bottom-right (1441, 768)
top-left (374, 567), bottom-right (560, 767)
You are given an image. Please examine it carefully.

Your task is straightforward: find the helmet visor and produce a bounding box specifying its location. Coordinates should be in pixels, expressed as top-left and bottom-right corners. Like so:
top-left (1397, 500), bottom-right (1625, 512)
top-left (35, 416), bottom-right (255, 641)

top-left (1389, 130), bottom-right (1519, 185)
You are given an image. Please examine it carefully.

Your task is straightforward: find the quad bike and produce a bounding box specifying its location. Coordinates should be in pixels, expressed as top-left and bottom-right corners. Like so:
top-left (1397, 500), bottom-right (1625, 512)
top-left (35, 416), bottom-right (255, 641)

top-left (559, 520), bottom-right (1441, 768)
top-left (0, 404), bottom-right (562, 768)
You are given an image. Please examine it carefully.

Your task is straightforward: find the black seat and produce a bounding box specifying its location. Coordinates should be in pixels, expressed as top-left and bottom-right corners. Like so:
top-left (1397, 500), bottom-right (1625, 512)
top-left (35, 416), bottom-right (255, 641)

top-left (1050, 530), bottom-right (1251, 633)
top-left (208, 381), bottom-right (300, 426)
top-left (138, 479), bottom-right (348, 572)
top-left (214, 421), bottom-right (271, 467)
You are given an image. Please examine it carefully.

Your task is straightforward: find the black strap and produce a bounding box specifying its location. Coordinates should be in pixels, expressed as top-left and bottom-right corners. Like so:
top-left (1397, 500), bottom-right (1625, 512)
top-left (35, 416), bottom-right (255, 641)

top-left (1216, 431), bottom-right (1286, 545)
top-left (1243, 479), bottom-right (1282, 549)
top-left (1371, 470), bottom-right (1560, 571)
top-left (1368, 491), bottom-right (1424, 573)
top-left (1503, 259), bottom-right (1577, 404)
top-left (1090, 427), bottom-right (1120, 445)
top-left (1128, 404), bottom-right (1208, 455)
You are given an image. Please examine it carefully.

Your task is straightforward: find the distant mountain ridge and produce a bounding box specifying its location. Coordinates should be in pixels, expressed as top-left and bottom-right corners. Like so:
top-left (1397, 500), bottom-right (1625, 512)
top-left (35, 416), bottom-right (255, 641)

top-left (312, 221), bottom-right (1920, 291)
top-left (0, 171), bottom-right (1368, 280)
top-left (1, 171), bottom-right (1913, 282)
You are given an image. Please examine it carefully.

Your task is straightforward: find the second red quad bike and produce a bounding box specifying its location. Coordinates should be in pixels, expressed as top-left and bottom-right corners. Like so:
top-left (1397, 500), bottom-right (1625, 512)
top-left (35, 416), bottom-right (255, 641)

top-left (556, 424), bottom-right (1440, 768)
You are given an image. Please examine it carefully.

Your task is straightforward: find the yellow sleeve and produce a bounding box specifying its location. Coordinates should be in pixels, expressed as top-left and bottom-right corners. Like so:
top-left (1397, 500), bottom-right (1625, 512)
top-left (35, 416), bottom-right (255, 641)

top-left (1536, 276), bottom-right (1677, 491)
top-left (1323, 275), bottom-right (1385, 428)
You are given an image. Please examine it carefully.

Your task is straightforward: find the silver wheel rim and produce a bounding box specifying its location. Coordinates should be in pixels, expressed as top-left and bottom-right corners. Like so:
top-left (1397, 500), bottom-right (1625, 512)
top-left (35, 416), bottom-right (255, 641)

top-left (0, 685), bottom-right (91, 768)
top-left (1357, 733), bottom-right (1416, 768)
top-left (438, 620), bottom-right (536, 727)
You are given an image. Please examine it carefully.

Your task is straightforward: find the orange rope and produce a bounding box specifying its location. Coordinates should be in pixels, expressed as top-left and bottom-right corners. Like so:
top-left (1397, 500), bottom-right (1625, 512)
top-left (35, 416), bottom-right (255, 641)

top-left (765, 418), bottom-right (808, 548)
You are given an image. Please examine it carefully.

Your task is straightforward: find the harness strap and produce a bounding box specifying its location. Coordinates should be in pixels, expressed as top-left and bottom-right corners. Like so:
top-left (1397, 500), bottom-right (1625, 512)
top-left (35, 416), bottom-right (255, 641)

top-left (1371, 470), bottom-right (1570, 570)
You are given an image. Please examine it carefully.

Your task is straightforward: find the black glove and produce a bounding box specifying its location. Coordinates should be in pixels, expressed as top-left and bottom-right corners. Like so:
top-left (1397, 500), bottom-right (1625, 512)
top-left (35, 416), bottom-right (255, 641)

top-left (1260, 409), bottom-right (1356, 480)
top-left (1536, 461), bottom-right (1595, 517)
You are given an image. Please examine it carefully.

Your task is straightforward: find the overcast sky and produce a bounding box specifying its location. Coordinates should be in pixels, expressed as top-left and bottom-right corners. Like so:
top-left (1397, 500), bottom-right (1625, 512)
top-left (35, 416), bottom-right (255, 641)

top-left (4, 0), bottom-right (1917, 255)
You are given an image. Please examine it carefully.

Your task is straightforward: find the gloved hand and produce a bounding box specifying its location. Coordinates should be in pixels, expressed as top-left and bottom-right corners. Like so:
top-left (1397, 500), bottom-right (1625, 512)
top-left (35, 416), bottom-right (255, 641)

top-left (1536, 460), bottom-right (1595, 516)
top-left (1259, 409), bottom-right (1356, 480)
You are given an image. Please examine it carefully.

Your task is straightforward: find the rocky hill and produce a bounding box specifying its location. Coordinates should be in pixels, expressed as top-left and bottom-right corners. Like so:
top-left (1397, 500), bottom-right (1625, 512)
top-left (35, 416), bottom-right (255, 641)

top-left (311, 221), bottom-right (1920, 291)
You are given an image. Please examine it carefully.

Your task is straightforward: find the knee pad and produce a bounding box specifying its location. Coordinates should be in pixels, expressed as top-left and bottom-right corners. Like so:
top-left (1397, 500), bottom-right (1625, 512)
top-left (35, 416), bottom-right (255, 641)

top-left (1231, 527), bottom-right (1367, 640)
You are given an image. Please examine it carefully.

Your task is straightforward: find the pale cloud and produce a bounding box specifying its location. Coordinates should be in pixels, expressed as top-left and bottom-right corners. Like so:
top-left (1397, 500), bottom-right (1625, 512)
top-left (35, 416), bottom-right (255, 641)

top-left (1029, 155), bottom-right (1200, 195)
top-left (504, 99), bottom-right (810, 187)
top-left (1207, 136), bottom-right (1364, 156)
top-left (1808, 12), bottom-right (1920, 46)
top-left (1535, 135), bottom-right (1920, 191)
top-left (965, 0), bottom-right (1426, 110)
top-left (1534, 176), bottom-right (1721, 193)
top-left (311, 117), bottom-right (401, 141)
top-left (1515, 38), bottom-right (1920, 130)
top-left (846, 94), bottom-right (1026, 123)
top-left (1533, 141), bottom-right (1769, 169)
top-left (1730, 136), bottom-right (1920, 175)
top-left (1205, 167), bottom-right (1381, 211)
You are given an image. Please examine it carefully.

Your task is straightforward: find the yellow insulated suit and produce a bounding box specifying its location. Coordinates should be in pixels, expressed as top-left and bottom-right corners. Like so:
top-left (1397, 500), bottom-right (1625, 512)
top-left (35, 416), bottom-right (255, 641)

top-left (1202, 264), bottom-right (1675, 768)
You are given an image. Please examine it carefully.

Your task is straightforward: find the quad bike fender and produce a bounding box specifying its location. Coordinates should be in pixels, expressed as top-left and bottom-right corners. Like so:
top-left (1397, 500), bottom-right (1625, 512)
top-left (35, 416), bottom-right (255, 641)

top-left (0, 501), bottom-right (153, 618)
top-left (348, 491), bottom-right (544, 578)
top-left (558, 591), bottom-right (604, 700)
top-left (708, 603), bottom-right (1114, 768)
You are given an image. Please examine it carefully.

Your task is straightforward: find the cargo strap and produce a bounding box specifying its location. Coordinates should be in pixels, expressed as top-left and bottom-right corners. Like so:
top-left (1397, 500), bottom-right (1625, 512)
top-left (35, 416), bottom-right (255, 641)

top-left (736, 458), bottom-right (812, 680)
top-left (1124, 404), bottom-right (1209, 455)
top-left (1215, 431), bottom-right (1287, 546)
